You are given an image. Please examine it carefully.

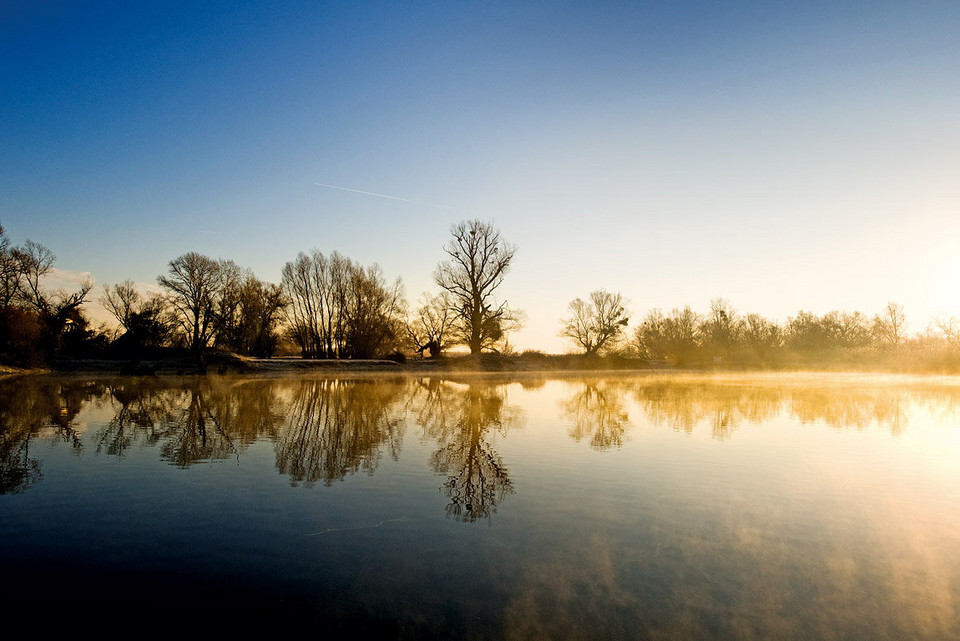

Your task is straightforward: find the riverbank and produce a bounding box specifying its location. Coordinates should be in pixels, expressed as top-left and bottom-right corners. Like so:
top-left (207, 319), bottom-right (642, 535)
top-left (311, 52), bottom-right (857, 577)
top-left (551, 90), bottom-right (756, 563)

top-left (4, 347), bottom-right (959, 376)
top-left (16, 352), bottom-right (658, 376)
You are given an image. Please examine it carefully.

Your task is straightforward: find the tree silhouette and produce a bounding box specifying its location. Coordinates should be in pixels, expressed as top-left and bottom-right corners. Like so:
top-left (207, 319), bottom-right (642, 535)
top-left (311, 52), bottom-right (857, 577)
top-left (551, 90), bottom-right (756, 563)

top-left (560, 290), bottom-right (629, 356)
top-left (434, 220), bottom-right (521, 354)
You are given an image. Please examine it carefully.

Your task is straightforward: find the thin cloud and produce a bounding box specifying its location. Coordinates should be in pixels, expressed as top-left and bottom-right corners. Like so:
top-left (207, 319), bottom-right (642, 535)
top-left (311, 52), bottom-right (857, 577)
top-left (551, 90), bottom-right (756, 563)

top-left (47, 267), bottom-right (94, 289)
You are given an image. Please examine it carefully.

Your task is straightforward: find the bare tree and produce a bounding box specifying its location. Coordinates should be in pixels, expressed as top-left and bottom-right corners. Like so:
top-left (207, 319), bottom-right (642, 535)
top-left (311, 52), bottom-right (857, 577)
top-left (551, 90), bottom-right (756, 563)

top-left (216, 276), bottom-right (287, 357)
top-left (560, 290), bottom-right (629, 356)
top-left (157, 252), bottom-right (242, 360)
top-left (434, 220), bottom-right (521, 354)
top-left (872, 302), bottom-right (906, 346)
top-left (742, 313), bottom-right (783, 363)
top-left (700, 298), bottom-right (742, 360)
top-left (935, 316), bottom-right (960, 345)
top-left (101, 280), bottom-right (173, 350)
top-left (101, 280), bottom-right (141, 331)
top-left (13, 240), bottom-right (92, 349)
top-left (13, 240), bottom-right (58, 314)
top-left (342, 262), bottom-right (405, 358)
top-left (0, 229), bottom-right (93, 361)
top-left (0, 225), bottom-right (22, 309)
top-left (282, 250), bottom-right (404, 359)
top-left (406, 291), bottom-right (455, 358)
top-left (633, 306), bottom-right (701, 365)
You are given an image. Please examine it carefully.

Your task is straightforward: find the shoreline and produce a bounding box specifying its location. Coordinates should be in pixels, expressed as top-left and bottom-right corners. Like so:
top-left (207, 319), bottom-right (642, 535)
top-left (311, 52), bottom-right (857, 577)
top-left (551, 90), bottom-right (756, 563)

top-left (3, 353), bottom-right (960, 382)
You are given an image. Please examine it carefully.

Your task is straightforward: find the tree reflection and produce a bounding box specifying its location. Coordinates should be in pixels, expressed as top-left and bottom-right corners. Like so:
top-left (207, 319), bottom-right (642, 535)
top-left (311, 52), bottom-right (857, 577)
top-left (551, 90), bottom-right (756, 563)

top-left (629, 378), bottom-right (912, 438)
top-left (95, 377), bottom-right (406, 480)
top-left (93, 379), bottom-right (285, 466)
top-left (97, 379), bottom-right (180, 456)
top-left (273, 378), bottom-right (406, 486)
top-left (158, 387), bottom-right (241, 466)
top-left (560, 381), bottom-right (630, 450)
top-left (410, 378), bottom-right (523, 522)
top-left (0, 377), bottom-right (98, 493)
top-left (789, 388), bottom-right (907, 434)
top-left (634, 381), bottom-right (783, 438)
top-left (554, 376), bottom-right (920, 443)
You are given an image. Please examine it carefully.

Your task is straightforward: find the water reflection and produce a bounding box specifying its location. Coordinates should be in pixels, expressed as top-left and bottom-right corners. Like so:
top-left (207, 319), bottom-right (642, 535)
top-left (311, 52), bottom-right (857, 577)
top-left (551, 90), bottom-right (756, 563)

top-left (0, 373), bottom-right (956, 497)
top-left (2, 373), bottom-right (960, 638)
top-left (632, 380), bottom-right (784, 438)
top-left (274, 378), bottom-right (405, 486)
top-left (556, 376), bottom-right (924, 447)
top-left (0, 377), bottom-right (94, 492)
top-left (560, 381), bottom-right (630, 450)
top-left (409, 378), bottom-right (524, 521)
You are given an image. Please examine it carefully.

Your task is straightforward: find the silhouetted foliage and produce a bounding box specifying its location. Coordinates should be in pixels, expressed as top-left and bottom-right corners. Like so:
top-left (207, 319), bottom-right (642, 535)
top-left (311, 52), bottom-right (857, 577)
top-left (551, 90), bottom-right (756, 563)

top-left (281, 250), bottom-right (404, 359)
top-left (0, 225), bottom-right (96, 364)
top-left (157, 252), bottom-right (242, 360)
top-left (101, 280), bottom-right (174, 358)
top-left (216, 275), bottom-right (287, 357)
top-left (406, 291), bottom-right (454, 358)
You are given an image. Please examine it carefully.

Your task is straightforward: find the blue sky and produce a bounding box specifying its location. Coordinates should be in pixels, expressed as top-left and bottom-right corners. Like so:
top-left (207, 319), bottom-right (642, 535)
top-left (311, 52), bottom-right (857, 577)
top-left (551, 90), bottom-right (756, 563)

top-left (2, 1), bottom-right (958, 351)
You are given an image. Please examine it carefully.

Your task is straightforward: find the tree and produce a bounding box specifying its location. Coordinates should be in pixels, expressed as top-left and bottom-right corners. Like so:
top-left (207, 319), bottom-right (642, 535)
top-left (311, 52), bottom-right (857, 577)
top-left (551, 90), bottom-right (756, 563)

top-left (633, 306), bottom-right (700, 365)
top-left (101, 280), bottom-right (173, 355)
top-left (281, 250), bottom-right (404, 359)
top-left (157, 252), bottom-right (242, 361)
top-left (560, 290), bottom-right (629, 356)
top-left (742, 313), bottom-right (782, 362)
top-left (700, 298), bottom-right (742, 360)
top-left (11, 239), bottom-right (93, 355)
top-left (341, 263), bottom-right (405, 358)
top-left (0, 229), bottom-right (87, 363)
top-left (406, 291), bottom-right (455, 358)
top-left (216, 276), bottom-right (287, 357)
top-left (101, 281), bottom-right (171, 335)
top-left (434, 220), bottom-right (521, 354)
top-left (872, 302), bottom-right (906, 346)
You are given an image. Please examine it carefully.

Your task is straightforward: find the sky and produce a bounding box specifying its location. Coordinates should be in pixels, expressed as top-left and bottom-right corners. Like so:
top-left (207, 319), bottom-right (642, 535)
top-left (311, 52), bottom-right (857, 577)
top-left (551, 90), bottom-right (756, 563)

top-left (1, 0), bottom-right (958, 352)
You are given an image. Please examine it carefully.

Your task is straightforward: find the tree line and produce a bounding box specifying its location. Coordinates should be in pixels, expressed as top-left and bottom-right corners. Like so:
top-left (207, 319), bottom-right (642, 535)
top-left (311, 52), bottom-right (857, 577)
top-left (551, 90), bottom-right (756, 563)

top-left (2, 219), bottom-right (959, 371)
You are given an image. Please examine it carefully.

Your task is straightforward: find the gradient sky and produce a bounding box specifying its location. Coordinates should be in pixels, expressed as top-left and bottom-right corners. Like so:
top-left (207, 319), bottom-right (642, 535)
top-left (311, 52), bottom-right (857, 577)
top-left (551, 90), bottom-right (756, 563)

top-left (2, 0), bottom-right (958, 352)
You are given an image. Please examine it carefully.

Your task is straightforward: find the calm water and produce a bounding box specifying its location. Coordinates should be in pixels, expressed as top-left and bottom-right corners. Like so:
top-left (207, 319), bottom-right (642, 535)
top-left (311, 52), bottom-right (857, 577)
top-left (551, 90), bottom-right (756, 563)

top-left (2, 372), bottom-right (959, 638)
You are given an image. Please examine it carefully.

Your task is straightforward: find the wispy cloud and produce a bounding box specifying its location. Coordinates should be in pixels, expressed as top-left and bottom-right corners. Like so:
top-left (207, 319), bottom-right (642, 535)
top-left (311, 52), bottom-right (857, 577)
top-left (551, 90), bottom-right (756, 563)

top-left (46, 267), bottom-right (94, 289)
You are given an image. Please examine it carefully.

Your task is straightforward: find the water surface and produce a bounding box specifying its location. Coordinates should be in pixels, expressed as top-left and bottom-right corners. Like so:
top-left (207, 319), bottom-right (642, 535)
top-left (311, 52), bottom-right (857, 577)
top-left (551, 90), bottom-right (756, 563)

top-left (2, 372), bottom-right (958, 638)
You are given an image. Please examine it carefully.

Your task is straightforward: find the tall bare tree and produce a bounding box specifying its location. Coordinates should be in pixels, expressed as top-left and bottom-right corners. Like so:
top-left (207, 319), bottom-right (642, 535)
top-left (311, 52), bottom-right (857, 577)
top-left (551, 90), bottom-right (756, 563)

top-left (434, 220), bottom-right (521, 354)
top-left (700, 298), bottom-right (742, 360)
top-left (560, 290), bottom-right (629, 356)
top-left (282, 250), bottom-right (404, 358)
top-left (157, 252), bottom-right (242, 360)
top-left (872, 302), bottom-right (906, 346)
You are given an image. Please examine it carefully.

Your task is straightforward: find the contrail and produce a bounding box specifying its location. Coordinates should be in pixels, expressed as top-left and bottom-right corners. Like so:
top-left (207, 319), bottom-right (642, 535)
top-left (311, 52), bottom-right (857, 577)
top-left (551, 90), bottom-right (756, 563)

top-left (314, 181), bottom-right (460, 211)
top-left (315, 182), bottom-right (413, 202)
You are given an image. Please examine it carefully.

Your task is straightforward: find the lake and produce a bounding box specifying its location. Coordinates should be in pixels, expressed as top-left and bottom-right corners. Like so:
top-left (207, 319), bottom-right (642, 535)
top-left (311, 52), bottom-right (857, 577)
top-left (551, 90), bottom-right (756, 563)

top-left (2, 371), bottom-right (959, 638)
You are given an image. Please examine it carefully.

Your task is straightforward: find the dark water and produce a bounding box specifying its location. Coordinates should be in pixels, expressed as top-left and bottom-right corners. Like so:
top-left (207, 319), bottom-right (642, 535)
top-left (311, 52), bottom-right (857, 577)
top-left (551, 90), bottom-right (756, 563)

top-left (2, 372), bottom-right (959, 638)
